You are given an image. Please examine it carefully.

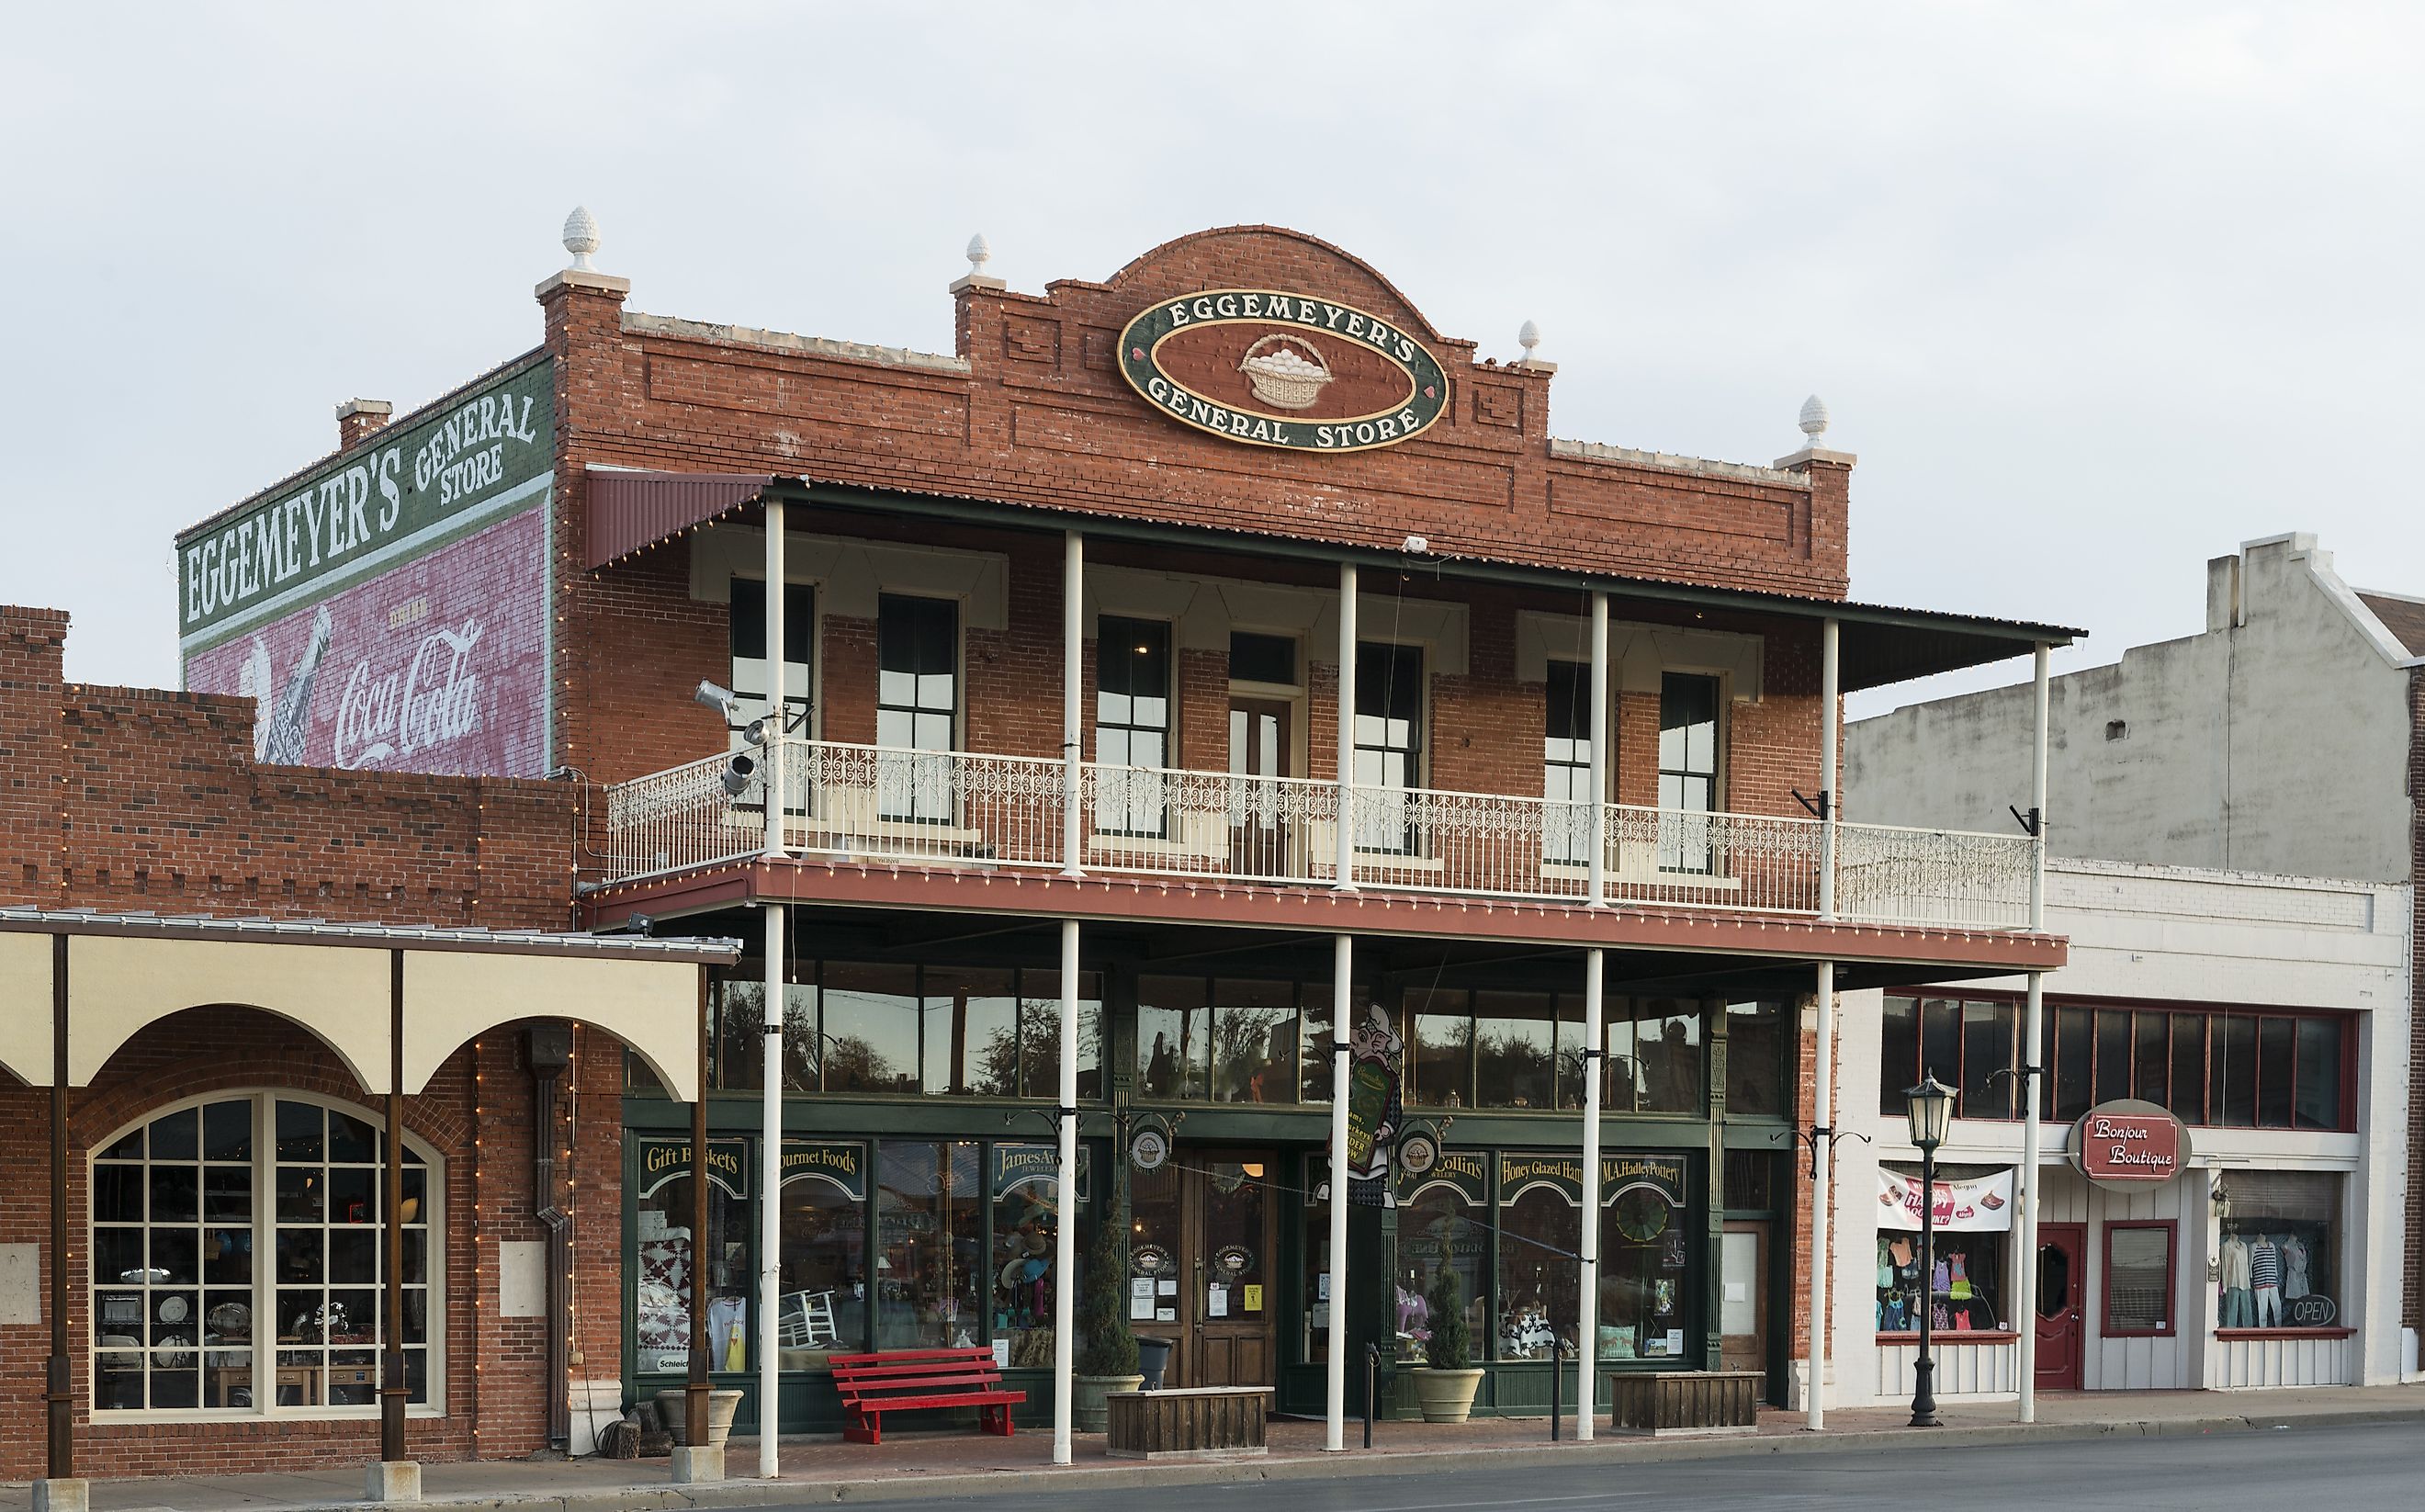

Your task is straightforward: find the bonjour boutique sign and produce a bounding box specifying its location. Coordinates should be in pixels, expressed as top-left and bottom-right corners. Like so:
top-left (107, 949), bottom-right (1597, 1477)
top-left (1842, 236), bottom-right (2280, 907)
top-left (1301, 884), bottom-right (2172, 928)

top-left (2070, 1099), bottom-right (2190, 1189)
top-left (1117, 288), bottom-right (1449, 452)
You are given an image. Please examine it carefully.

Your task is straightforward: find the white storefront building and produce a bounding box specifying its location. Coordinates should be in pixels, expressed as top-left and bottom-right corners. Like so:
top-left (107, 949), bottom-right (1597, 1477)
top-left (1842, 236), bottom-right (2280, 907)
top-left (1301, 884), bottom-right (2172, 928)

top-left (1828, 857), bottom-right (2409, 1401)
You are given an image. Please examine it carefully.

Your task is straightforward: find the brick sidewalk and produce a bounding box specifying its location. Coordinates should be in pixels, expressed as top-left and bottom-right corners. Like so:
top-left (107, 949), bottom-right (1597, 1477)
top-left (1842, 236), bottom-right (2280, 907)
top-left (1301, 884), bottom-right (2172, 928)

top-left (6, 1385), bottom-right (2419, 1512)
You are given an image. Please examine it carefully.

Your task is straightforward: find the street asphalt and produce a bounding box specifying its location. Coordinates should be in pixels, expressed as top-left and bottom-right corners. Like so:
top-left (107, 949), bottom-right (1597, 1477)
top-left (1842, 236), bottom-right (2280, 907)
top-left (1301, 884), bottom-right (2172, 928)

top-left (777, 1422), bottom-right (2422, 1511)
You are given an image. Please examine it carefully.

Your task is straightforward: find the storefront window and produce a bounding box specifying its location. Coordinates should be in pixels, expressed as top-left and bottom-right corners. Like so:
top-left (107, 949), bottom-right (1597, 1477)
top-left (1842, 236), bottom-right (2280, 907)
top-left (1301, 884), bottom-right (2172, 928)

top-left (1875, 1163), bottom-right (2010, 1335)
top-left (1596, 1157), bottom-right (1693, 1363)
top-left (1494, 1157), bottom-right (1580, 1360)
top-left (1475, 990), bottom-right (1555, 1110)
top-left (924, 966), bottom-right (1019, 1097)
top-left (874, 1141), bottom-right (982, 1348)
top-left (2104, 1222), bottom-right (2174, 1337)
top-left (92, 1094), bottom-right (435, 1416)
top-left (1137, 975), bottom-right (1210, 1100)
top-left (824, 963), bottom-right (919, 1095)
top-left (989, 1144), bottom-right (1083, 1369)
top-left (633, 1136), bottom-right (750, 1376)
top-left (1018, 972), bottom-right (1104, 1100)
top-left (1212, 977), bottom-right (1296, 1102)
top-left (775, 1141), bottom-right (868, 1364)
top-left (709, 977), bottom-right (819, 1091)
top-left (2219, 1172), bottom-right (2340, 1331)
top-left (1724, 999), bottom-right (1788, 1117)
top-left (1607, 998), bottom-right (1701, 1114)
top-left (1405, 986), bottom-right (1472, 1108)
top-left (1395, 1163), bottom-right (1487, 1363)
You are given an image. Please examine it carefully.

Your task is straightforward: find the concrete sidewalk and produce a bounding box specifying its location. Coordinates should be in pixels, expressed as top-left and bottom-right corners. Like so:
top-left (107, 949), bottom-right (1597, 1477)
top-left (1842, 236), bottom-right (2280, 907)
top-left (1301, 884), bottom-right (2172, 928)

top-left (8, 1385), bottom-right (2421, 1512)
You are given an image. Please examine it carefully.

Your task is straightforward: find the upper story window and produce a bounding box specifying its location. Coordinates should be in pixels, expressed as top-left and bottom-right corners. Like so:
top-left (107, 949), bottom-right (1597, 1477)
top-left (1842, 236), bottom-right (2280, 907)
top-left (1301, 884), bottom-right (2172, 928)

top-left (1657, 672), bottom-right (1721, 873)
top-left (91, 1092), bottom-right (436, 1417)
top-left (1353, 641), bottom-right (1424, 854)
top-left (1096, 616), bottom-right (1172, 838)
top-left (876, 594), bottom-right (958, 823)
top-left (1542, 660), bottom-right (1596, 865)
top-left (728, 577), bottom-right (813, 745)
top-left (1879, 995), bottom-right (2351, 1131)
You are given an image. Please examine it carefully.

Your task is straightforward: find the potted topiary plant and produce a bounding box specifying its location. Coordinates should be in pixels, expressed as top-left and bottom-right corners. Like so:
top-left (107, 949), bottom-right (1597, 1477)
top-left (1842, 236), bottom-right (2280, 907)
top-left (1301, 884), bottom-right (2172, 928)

top-left (1071, 1195), bottom-right (1143, 1432)
top-left (1411, 1265), bottom-right (1484, 1423)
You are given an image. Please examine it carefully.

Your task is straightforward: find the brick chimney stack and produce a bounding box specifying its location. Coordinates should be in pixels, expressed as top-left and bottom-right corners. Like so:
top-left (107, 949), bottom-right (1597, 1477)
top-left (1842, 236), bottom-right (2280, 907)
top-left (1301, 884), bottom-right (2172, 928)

top-left (336, 398), bottom-right (394, 451)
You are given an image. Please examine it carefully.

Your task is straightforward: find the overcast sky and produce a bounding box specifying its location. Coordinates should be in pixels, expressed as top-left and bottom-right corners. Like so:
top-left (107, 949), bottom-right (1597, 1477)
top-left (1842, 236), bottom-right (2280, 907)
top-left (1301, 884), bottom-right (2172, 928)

top-left (6, 3), bottom-right (2419, 715)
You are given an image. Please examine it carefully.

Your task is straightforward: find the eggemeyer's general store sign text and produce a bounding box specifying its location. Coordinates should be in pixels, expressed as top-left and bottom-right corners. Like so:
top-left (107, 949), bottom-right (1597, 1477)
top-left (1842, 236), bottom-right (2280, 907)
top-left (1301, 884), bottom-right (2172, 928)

top-left (1117, 289), bottom-right (1448, 452)
top-left (178, 359), bottom-right (554, 648)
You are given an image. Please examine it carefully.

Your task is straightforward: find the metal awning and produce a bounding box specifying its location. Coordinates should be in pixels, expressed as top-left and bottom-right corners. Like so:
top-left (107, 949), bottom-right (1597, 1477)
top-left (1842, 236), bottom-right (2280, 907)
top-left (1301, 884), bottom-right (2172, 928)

top-left (581, 468), bottom-right (2082, 691)
top-left (0, 908), bottom-right (739, 1096)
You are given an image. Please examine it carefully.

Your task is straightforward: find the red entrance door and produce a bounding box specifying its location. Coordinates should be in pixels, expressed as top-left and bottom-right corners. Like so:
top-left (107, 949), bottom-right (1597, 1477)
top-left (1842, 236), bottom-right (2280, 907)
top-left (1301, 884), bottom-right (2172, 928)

top-left (2034, 1223), bottom-right (2086, 1392)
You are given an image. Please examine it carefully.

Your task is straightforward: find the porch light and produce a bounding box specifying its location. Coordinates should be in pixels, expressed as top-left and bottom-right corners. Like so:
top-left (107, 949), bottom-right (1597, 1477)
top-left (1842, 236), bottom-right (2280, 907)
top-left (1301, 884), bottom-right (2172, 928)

top-left (1903, 1073), bottom-right (1954, 1151)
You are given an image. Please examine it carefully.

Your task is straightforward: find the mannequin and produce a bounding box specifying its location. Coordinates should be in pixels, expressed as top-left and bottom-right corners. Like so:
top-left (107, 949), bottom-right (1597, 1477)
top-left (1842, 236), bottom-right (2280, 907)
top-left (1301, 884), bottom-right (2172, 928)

top-left (2219, 1230), bottom-right (2252, 1328)
top-left (2281, 1234), bottom-right (2311, 1302)
top-left (2250, 1233), bottom-right (2283, 1326)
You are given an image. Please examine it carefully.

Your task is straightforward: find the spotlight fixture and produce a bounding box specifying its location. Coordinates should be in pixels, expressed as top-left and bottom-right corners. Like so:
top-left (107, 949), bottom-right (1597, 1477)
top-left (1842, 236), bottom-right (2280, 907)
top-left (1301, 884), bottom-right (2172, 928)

top-left (694, 680), bottom-right (740, 722)
top-left (720, 750), bottom-right (758, 797)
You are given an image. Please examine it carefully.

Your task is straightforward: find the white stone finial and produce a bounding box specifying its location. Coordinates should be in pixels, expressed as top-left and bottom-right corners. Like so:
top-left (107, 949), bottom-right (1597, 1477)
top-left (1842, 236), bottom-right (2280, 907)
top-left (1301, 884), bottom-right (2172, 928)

top-left (965, 233), bottom-right (991, 278)
top-left (1799, 393), bottom-right (1830, 446)
top-left (1517, 319), bottom-right (1541, 365)
top-left (562, 206), bottom-right (601, 272)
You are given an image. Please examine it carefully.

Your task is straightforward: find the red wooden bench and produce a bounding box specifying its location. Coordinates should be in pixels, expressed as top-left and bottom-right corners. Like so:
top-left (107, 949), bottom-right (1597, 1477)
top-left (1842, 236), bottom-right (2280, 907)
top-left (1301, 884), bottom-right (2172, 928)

top-left (828, 1347), bottom-right (1024, 1445)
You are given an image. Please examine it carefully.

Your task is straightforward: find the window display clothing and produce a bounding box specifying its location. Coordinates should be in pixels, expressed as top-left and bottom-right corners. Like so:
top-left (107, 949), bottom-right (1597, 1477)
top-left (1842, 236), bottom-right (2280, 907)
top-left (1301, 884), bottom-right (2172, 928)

top-left (2280, 1236), bottom-right (2310, 1301)
top-left (2218, 1234), bottom-right (2252, 1328)
top-left (2250, 1236), bottom-right (2283, 1326)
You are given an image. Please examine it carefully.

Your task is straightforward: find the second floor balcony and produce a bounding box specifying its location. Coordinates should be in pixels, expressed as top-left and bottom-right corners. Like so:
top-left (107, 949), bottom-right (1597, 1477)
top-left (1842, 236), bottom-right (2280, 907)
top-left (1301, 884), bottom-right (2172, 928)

top-left (600, 737), bottom-right (2038, 931)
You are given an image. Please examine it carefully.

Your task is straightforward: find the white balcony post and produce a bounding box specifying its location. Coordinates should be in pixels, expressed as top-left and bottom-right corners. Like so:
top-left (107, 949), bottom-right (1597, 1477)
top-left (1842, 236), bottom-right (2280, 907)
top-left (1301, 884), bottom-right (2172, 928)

top-left (1805, 958), bottom-right (1833, 1430)
top-left (1587, 592), bottom-right (1609, 908)
top-left (763, 502), bottom-right (788, 858)
top-left (1335, 562), bottom-right (1358, 891)
top-left (1325, 931), bottom-right (1352, 1450)
top-left (1819, 617), bottom-right (1839, 920)
top-left (2017, 642), bottom-right (2051, 1422)
top-left (1062, 532), bottom-right (1085, 877)
top-left (1053, 919), bottom-right (1079, 1463)
top-left (1574, 947), bottom-right (1605, 1439)
top-left (756, 902), bottom-right (783, 1477)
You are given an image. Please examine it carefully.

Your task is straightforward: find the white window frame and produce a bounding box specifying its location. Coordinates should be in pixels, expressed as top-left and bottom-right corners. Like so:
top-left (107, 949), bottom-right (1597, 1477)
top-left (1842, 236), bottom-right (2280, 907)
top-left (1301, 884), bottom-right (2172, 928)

top-left (87, 1089), bottom-right (446, 1423)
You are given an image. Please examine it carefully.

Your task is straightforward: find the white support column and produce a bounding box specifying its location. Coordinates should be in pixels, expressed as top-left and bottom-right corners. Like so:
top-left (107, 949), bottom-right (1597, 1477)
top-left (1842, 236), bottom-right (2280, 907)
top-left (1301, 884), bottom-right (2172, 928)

top-left (1053, 919), bottom-right (1079, 1464)
top-left (1062, 532), bottom-right (1085, 877)
top-left (2017, 642), bottom-right (2051, 1422)
top-left (763, 502), bottom-right (788, 857)
top-left (1806, 959), bottom-right (1834, 1430)
top-left (1574, 948), bottom-right (1606, 1439)
top-left (1335, 562), bottom-right (1359, 891)
top-left (1587, 592), bottom-right (1609, 908)
top-left (756, 903), bottom-right (783, 1476)
top-left (1819, 618), bottom-right (1839, 920)
top-left (1325, 932), bottom-right (1352, 1449)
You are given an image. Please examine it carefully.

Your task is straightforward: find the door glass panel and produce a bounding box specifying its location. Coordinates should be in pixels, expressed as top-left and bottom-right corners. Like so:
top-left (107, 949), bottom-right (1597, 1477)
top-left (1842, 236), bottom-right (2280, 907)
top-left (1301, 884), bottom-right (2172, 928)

top-left (1129, 1162), bottom-right (1182, 1335)
top-left (2036, 1244), bottom-right (2070, 1317)
top-left (1199, 1162), bottom-right (1267, 1319)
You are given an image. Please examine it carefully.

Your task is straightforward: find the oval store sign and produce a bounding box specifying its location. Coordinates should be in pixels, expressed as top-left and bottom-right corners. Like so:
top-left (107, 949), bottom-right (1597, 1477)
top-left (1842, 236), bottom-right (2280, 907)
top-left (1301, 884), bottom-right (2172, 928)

top-left (1117, 289), bottom-right (1449, 452)
top-left (2070, 1099), bottom-right (2190, 1190)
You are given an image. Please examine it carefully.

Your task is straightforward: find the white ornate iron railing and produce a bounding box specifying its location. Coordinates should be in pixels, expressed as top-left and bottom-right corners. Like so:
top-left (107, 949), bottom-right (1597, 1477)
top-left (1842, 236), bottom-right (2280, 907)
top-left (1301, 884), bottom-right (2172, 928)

top-left (599, 739), bottom-right (2036, 931)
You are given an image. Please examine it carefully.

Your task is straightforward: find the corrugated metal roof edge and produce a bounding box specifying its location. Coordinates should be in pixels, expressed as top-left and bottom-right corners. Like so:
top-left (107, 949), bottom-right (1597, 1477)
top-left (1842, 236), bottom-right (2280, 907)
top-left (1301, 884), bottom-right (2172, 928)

top-left (0, 907), bottom-right (739, 962)
top-left (584, 468), bottom-right (2086, 649)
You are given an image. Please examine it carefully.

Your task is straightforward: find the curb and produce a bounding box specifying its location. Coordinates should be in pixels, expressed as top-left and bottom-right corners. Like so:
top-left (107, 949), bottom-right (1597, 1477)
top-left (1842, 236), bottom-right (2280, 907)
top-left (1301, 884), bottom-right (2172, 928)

top-left (330, 1405), bottom-right (2425, 1512)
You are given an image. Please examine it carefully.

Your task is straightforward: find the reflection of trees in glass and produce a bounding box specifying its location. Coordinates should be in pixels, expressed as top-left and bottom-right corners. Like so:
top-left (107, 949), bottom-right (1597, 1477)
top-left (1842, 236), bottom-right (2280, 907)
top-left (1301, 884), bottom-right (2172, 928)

top-left (1476, 1029), bottom-right (1551, 1109)
top-left (822, 1034), bottom-right (899, 1094)
top-left (968, 1019), bottom-right (1021, 1098)
top-left (711, 982), bottom-right (819, 1091)
top-left (1017, 993), bottom-right (1103, 1100)
top-left (1213, 1005), bottom-right (1291, 1102)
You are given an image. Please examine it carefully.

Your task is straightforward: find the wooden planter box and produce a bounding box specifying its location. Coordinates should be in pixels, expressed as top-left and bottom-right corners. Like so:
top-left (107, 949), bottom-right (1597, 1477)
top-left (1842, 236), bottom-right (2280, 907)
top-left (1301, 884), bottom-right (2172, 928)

top-left (1606, 1371), bottom-right (1761, 1437)
top-left (1105, 1386), bottom-right (1273, 1460)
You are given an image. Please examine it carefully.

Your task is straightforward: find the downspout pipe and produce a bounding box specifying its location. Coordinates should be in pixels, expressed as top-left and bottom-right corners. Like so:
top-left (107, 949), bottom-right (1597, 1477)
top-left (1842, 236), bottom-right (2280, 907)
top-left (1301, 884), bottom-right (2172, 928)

top-left (528, 1022), bottom-right (574, 1454)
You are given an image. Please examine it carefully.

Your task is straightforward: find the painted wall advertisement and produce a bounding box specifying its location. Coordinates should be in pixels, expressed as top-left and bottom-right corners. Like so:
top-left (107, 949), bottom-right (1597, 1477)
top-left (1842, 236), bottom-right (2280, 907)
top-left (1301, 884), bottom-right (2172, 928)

top-left (177, 360), bottom-right (553, 776)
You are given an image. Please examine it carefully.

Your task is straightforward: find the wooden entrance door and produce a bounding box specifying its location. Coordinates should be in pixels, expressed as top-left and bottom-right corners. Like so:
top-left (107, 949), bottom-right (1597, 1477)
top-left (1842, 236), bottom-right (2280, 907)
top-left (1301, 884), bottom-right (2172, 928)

top-left (1128, 1150), bottom-right (1280, 1388)
top-left (1719, 1221), bottom-right (1768, 1374)
top-left (2034, 1223), bottom-right (2086, 1392)
top-left (1228, 699), bottom-right (1293, 876)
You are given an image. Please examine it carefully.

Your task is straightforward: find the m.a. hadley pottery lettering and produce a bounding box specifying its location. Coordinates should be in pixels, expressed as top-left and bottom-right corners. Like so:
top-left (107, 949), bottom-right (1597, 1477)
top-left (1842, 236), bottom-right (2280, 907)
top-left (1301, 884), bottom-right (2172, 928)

top-left (1117, 289), bottom-right (1449, 452)
top-left (178, 359), bottom-right (553, 648)
top-left (2070, 1100), bottom-right (2190, 1189)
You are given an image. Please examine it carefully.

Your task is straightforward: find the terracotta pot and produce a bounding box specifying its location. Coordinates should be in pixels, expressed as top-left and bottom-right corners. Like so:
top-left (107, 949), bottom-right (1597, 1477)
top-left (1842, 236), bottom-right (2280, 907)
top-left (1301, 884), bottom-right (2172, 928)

top-left (655, 1387), bottom-right (744, 1445)
top-left (1071, 1373), bottom-right (1144, 1433)
top-left (1411, 1367), bottom-right (1484, 1424)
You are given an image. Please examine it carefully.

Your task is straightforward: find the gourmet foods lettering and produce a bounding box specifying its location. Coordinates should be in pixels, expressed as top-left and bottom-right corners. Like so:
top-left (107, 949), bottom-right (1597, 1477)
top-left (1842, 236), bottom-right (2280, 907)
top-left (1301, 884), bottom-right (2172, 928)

top-left (1117, 289), bottom-right (1449, 452)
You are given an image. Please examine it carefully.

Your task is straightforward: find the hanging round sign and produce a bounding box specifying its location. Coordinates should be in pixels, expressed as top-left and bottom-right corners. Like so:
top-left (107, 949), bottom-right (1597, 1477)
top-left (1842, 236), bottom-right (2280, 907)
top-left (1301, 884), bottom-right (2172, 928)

top-left (1128, 1124), bottom-right (1170, 1172)
top-left (1396, 1127), bottom-right (1441, 1179)
top-left (1117, 289), bottom-right (1449, 453)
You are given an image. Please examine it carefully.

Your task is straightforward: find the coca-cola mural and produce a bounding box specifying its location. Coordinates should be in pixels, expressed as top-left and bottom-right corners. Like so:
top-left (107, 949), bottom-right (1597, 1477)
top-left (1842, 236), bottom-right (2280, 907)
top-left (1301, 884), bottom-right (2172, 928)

top-left (185, 507), bottom-right (547, 777)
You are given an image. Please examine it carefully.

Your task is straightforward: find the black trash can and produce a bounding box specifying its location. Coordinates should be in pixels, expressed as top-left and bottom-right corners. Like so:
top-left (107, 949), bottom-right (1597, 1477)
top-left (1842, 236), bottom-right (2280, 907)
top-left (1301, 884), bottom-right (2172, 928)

top-left (1134, 1335), bottom-right (1176, 1391)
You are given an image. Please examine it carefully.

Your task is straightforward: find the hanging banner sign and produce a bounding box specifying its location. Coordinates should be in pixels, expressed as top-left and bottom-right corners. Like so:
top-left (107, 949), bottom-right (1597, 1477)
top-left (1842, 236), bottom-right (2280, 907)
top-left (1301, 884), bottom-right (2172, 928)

top-left (637, 1136), bottom-right (750, 1200)
top-left (1342, 1004), bottom-right (1404, 1185)
top-left (990, 1142), bottom-right (1092, 1204)
top-left (1601, 1155), bottom-right (1687, 1209)
top-left (1117, 289), bottom-right (1449, 453)
top-left (779, 1139), bottom-right (868, 1202)
top-left (1877, 1168), bottom-right (2013, 1232)
top-left (2070, 1100), bottom-right (2190, 1189)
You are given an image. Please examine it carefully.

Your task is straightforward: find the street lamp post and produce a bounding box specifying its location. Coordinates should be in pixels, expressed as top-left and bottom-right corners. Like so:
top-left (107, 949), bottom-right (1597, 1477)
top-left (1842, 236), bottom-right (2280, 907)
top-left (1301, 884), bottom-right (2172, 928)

top-left (1904, 1074), bottom-right (1955, 1429)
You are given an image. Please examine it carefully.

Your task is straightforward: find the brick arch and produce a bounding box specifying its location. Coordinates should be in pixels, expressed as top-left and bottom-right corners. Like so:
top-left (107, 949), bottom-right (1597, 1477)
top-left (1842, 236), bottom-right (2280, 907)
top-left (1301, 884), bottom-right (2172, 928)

top-left (1091, 224), bottom-right (1470, 353)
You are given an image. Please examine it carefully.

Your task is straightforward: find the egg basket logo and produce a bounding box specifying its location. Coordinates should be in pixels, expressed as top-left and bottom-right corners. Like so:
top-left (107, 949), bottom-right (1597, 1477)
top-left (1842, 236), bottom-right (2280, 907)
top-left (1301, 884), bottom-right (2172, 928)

top-left (1117, 288), bottom-right (1449, 452)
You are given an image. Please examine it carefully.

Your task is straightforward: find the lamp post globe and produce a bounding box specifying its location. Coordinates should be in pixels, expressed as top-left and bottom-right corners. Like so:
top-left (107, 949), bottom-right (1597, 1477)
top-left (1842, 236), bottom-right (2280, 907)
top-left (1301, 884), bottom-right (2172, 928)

top-left (1904, 1073), bottom-right (1955, 1427)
